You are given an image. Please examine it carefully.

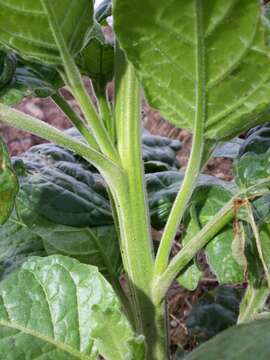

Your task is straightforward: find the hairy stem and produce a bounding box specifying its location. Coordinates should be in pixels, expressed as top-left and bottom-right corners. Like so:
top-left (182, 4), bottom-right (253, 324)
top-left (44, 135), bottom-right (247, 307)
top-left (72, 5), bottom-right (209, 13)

top-left (154, 1), bottom-right (206, 277)
top-left (41, 0), bottom-right (119, 163)
top-left (95, 83), bottom-right (115, 142)
top-left (0, 104), bottom-right (119, 179)
top-left (51, 92), bottom-right (99, 149)
top-left (153, 198), bottom-right (235, 303)
top-left (114, 49), bottom-right (168, 359)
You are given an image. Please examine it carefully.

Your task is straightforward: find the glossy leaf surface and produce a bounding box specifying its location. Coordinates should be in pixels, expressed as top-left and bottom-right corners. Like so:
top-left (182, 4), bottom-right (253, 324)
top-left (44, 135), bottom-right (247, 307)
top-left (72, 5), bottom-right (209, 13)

top-left (142, 129), bottom-right (181, 172)
top-left (0, 255), bottom-right (144, 360)
top-left (13, 130), bottom-right (180, 229)
top-left (0, 50), bottom-right (62, 105)
top-left (184, 319), bottom-right (270, 360)
top-left (114, 0), bottom-right (270, 140)
top-left (0, 137), bottom-right (18, 224)
top-left (146, 171), bottom-right (184, 229)
top-left (234, 123), bottom-right (270, 191)
top-left (42, 225), bottom-right (122, 280)
top-left (184, 177), bottom-right (244, 284)
top-left (186, 286), bottom-right (241, 343)
top-left (78, 37), bottom-right (114, 90)
top-left (176, 263), bottom-right (203, 291)
top-left (0, 215), bottom-right (45, 279)
top-left (146, 172), bottom-right (234, 230)
top-left (213, 138), bottom-right (243, 159)
top-left (13, 142), bottom-right (112, 228)
top-left (0, 0), bottom-right (93, 65)
top-left (19, 207), bottom-right (122, 281)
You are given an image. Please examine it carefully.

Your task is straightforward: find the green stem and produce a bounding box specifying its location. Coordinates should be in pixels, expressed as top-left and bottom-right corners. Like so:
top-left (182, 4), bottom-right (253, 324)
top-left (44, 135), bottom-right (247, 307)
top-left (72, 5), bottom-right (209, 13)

top-left (41, 0), bottom-right (119, 163)
top-left (51, 92), bottom-right (99, 149)
top-left (153, 198), bottom-right (235, 303)
top-left (114, 49), bottom-right (168, 359)
top-left (238, 282), bottom-right (269, 324)
top-left (94, 83), bottom-right (115, 141)
top-left (114, 50), bottom-right (154, 279)
top-left (154, 1), bottom-right (206, 277)
top-left (0, 104), bottom-right (119, 179)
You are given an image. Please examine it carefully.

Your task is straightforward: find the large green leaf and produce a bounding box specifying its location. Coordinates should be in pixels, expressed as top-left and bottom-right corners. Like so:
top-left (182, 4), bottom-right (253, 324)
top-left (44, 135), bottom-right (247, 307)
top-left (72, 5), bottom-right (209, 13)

top-left (114, 0), bottom-right (270, 140)
top-left (146, 171), bottom-right (184, 229)
top-left (186, 286), bottom-right (241, 343)
top-left (142, 129), bottom-right (181, 172)
top-left (0, 49), bottom-right (62, 105)
top-left (0, 1), bottom-right (93, 65)
top-left (238, 123), bottom-right (270, 157)
top-left (19, 206), bottom-right (122, 281)
top-left (182, 177), bottom-right (245, 284)
top-left (12, 173), bottom-right (122, 282)
top-left (0, 137), bottom-right (18, 224)
top-left (0, 255), bottom-right (144, 359)
top-left (0, 215), bottom-right (45, 279)
top-left (42, 225), bottom-right (122, 279)
top-left (212, 138), bottom-right (243, 159)
top-left (234, 122), bottom-right (270, 191)
top-left (13, 142), bottom-right (113, 228)
top-left (78, 36), bottom-right (114, 91)
top-left (13, 129), bottom-right (180, 229)
top-left (146, 172), bottom-right (235, 230)
top-left (184, 319), bottom-right (270, 360)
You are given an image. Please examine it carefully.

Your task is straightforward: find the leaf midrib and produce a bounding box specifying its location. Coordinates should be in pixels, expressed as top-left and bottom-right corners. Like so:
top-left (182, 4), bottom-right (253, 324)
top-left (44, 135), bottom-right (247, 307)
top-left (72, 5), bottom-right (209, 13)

top-left (0, 319), bottom-right (89, 359)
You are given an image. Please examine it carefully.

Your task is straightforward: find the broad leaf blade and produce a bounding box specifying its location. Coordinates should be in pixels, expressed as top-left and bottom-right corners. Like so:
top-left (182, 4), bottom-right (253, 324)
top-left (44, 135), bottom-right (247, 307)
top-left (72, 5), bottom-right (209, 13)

top-left (0, 49), bottom-right (62, 105)
top-left (0, 1), bottom-right (93, 65)
top-left (42, 224), bottom-right (122, 279)
top-left (234, 123), bottom-right (270, 191)
top-left (206, 227), bottom-right (245, 283)
top-left (0, 255), bottom-right (144, 359)
top-left (184, 319), bottom-right (270, 360)
top-left (78, 36), bottom-right (114, 90)
top-left (186, 286), bottom-right (241, 343)
top-left (114, 0), bottom-right (270, 140)
top-left (177, 263), bottom-right (202, 291)
top-left (25, 215), bottom-right (122, 281)
top-left (142, 129), bottom-right (181, 172)
top-left (14, 131), bottom-right (180, 229)
top-left (213, 138), bottom-right (244, 159)
top-left (15, 191), bottom-right (122, 282)
top-left (0, 216), bottom-right (45, 279)
top-left (13, 142), bottom-right (113, 228)
top-left (146, 171), bottom-right (184, 229)
top-left (0, 138), bottom-right (18, 224)
top-left (184, 178), bottom-right (244, 284)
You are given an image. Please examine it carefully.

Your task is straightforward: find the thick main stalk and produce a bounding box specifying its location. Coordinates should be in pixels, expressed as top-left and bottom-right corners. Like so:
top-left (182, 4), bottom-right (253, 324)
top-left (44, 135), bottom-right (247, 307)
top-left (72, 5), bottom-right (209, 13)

top-left (114, 48), bottom-right (168, 359)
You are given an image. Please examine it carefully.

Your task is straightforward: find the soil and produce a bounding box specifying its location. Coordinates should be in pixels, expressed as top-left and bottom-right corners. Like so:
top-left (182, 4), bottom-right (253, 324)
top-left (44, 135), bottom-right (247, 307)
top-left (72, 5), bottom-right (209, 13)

top-left (0, 92), bottom-right (233, 356)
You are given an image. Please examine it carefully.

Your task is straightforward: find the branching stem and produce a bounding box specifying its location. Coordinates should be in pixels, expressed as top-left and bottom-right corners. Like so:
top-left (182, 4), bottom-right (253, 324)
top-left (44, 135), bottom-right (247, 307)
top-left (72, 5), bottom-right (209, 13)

top-left (51, 92), bottom-right (99, 149)
top-left (41, 0), bottom-right (119, 163)
top-left (153, 198), bottom-right (235, 303)
top-left (154, 1), bottom-right (206, 277)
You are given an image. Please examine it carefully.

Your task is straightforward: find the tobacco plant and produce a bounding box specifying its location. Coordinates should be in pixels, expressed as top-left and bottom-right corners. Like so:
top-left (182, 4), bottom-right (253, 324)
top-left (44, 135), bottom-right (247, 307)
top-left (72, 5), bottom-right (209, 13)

top-left (1, 0), bottom-right (270, 359)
